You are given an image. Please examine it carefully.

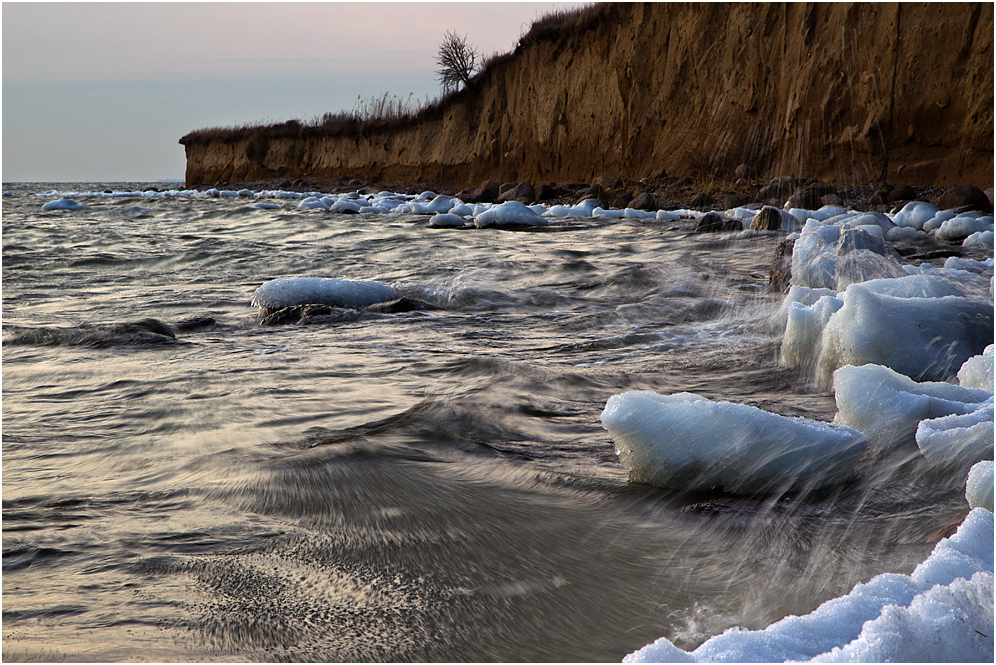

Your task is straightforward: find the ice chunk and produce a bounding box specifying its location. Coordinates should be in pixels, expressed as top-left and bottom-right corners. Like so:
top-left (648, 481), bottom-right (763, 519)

top-left (885, 226), bottom-right (924, 241)
top-left (625, 508), bottom-right (994, 664)
top-left (966, 461), bottom-right (994, 511)
top-left (915, 403), bottom-right (994, 469)
top-left (474, 201), bottom-right (549, 228)
top-left (428, 213), bottom-right (466, 228)
top-left (656, 210), bottom-right (679, 222)
top-left (250, 277), bottom-right (397, 311)
top-left (547, 204), bottom-right (589, 218)
top-left (817, 286), bottom-right (994, 384)
top-left (251, 202), bottom-right (281, 210)
top-left (936, 214), bottom-right (994, 241)
top-left (892, 200), bottom-right (940, 230)
top-left (832, 364), bottom-right (992, 455)
top-left (42, 198), bottom-right (84, 211)
top-left (772, 285), bottom-right (838, 329)
top-left (600, 391), bottom-right (866, 494)
top-left (958, 345), bottom-right (994, 391)
top-left (780, 296), bottom-right (843, 370)
top-left (298, 196), bottom-right (330, 210)
top-left (963, 229), bottom-right (995, 248)
top-left (943, 256), bottom-right (994, 275)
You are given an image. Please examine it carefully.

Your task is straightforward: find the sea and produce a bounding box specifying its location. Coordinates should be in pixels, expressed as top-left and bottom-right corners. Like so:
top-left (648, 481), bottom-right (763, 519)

top-left (1, 182), bottom-right (971, 661)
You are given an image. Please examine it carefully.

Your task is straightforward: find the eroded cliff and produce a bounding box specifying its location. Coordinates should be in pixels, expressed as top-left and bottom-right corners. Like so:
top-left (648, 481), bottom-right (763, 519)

top-left (181, 3), bottom-right (993, 189)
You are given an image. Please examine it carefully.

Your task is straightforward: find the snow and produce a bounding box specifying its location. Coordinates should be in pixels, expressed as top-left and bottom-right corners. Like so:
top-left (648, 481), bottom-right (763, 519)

top-left (964, 229), bottom-right (995, 248)
top-left (936, 213), bottom-right (994, 241)
top-left (600, 391), bottom-right (867, 494)
top-left (915, 402), bottom-right (994, 469)
top-left (42, 198), bottom-right (84, 211)
top-left (832, 363), bottom-right (993, 455)
top-left (473, 201), bottom-right (549, 228)
top-left (624, 508), bottom-right (994, 664)
top-left (249, 277), bottom-right (397, 310)
top-left (943, 256), bottom-right (994, 274)
top-left (966, 461), bottom-right (994, 512)
top-left (892, 200), bottom-right (939, 229)
top-left (428, 213), bottom-right (467, 228)
top-left (816, 285), bottom-right (994, 384)
top-left (958, 345), bottom-right (994, 391)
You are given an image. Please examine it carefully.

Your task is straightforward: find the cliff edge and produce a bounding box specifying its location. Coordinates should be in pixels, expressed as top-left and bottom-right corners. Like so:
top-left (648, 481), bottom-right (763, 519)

top-left (180, 3), bottom-right (993, 189)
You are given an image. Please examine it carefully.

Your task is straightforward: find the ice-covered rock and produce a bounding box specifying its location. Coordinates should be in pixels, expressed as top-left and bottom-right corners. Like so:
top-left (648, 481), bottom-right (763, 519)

top-left (251, 202), bottom-right (281, 210)
top-left (428, 213), bottom-right (467, 228)
top-left (780, 295), bottom-right (843, 370)
top-left (250, 277), bottom-right (397, 311)
top-left (892, 200), bottom-right (940, 230)
top-left (966, 461), bottom-right (994, 512)
top-left (958, 345), bottom-right (994, 391)
top-left (547, 204), bottom-right (589, 218)
top-left (790, 220), bottom-right (904, 290)
top-left (329, 198), bottom-right (363, 214)
top-left (298, 196), bottom-right (330, 210)
top-left (600, 391), bottom-right (866, 494)
top-left (885, 226), bottom-right (924, 241)
top-left (935, 213), bottom-right (994, 242)
top-left (42, 198), bottom-right (84, 211)
top-left (817, 286), bottom-right (994, 384)
top-left (943, 256), bottom-right (994, 275)
top-left (832, 364), bottom-right (993, 455)
top-left (624, 508), bottom-right (994, 663)
top-left (474, 201), bottom-right (549, 228)
top-left (963, 229), bottom-right (995, 248)
top-left (915, 402), bottom-right (994, 469)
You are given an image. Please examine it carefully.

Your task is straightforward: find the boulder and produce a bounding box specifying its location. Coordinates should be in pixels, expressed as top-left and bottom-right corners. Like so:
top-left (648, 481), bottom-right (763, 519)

top-left (723, 194), bottom-right (746, 209)
top-left (934, 185), bottom-right (993, 212)
top-left (613, 193), bottom-right (634, 209)
top-left (457, 187), bottom-right (476, 202)
top-left (694, 212), bottom-right (742, 233)
top-left (750, 206), bottom-right (783, 231)
top-left (499, 181), bottom-right (536, 203)
top-left (769, 237), bottom-right (796, 291)
top-left (735, 163), bottom-right (753, 179)
top-left (536, 184), bottom-right (558, 201)
top-left (784, 186), bottom-right (824, 210)
top-left (888, 185), bottom-right (917, 202)
top-left (821, 193), bottom-right (844, 206)
top-left (580, 183), bottom-right (605, 201)
top-left (630, 192), bottom-right (658, 211)
top-left (472, 180), bottom-right (500, 203)
top-left (672, 177), bottom-right (693, 189)
top-left (690, 192), bottom-right (712, 207)
top-left (868, 188), bottom-right (890, 205)
top-left (592, 176), bottom-right (616, 191)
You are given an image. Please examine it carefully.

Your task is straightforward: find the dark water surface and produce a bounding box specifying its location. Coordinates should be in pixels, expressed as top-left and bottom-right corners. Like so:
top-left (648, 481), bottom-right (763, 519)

top-left (2, 184), bottom-right (963, 661)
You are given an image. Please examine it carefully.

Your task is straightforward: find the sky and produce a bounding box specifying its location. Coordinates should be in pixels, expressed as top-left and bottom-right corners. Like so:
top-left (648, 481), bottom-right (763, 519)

top-left (2, 1), bottom-right (584, 182)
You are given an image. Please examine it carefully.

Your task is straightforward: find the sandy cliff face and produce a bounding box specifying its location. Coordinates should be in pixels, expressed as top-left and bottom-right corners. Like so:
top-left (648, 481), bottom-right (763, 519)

top-left (182, 3), bottom-right (993, 188)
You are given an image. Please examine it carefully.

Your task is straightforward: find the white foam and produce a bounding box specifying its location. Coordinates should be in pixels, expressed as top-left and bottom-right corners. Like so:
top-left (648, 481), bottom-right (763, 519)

top-left (832, 363), bottom-right (992, 455)
top-left (600, 391), bottom-right (866, 494)
top-left (966, 461), bottom-right (994, 512)
top-left (249, 277), bottom-right (397, 310)
top-left (625, 509), bottom-right (994, 664)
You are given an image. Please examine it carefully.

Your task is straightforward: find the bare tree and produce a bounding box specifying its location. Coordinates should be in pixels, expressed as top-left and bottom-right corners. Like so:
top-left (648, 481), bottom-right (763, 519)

top-left (436, 30), bottom-right (478, 91)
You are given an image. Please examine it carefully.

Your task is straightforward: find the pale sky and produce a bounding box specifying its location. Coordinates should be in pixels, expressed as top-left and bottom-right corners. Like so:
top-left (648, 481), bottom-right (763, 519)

top-left (2, 1), bottom-right (584, 182)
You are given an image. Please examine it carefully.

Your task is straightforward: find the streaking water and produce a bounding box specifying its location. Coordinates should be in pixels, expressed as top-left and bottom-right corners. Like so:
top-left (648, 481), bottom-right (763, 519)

top-left (2, 183), bottom-right (966, 661)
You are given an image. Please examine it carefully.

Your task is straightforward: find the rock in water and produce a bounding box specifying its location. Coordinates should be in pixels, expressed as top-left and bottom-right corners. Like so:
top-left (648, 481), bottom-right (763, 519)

top-left (250, 277), bottom-right (397, 314)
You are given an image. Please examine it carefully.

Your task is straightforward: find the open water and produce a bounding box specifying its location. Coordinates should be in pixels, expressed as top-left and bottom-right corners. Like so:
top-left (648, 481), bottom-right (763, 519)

top-left (1, 183), bottom-right (968, 661)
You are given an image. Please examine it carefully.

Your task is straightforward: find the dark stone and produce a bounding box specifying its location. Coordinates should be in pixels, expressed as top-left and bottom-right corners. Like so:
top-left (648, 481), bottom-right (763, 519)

top-left (821, 193), bottom-right (844, 206)
top-left (114, 318), bottom-right (175, 338)
top-left (934, 185), bottom-right (993, 212)
top-left (278, 179), bottom-right (293, 189)
top-left (888, 185), bottom-right (917, 202)
top-left (173, 315), bottom-right (217, 332)
top-left (536, 184), bottom-right (558, 201)
top-left (581, 183), bottom-right (605, 200)
top-left (693, 212), bottom-right (742, 233)
top-left (499, 182), bottom-right (518, 196)
top-left (769, 237), bottom-right (796, 292)
top-left (867, 189), bottom-right (890, 205)
top-left (630, 192), bottom-right (658, 211)
top-left (735, 163), bottom-right (753, 180)
top-left (472, 180), bottom-right (500, 203)
top-left (457, 187), bottom-right (476, 202)
top-left (292, 178), bottom-right (307, 188)
top-left (805, 181), bottom-right (837, 196)
top-left (362, 297), bottom-right (442, 314)
top-left (672, 177), bottom-right (693, 189)
top-left (613, 193), bottom-right (634, 209)
top-left (759, 181), bottom-right (794, 200)
top-left (986, 188), bottom-right (994, 208)
top-left (347, 178), bottom-right (366, 188)
top-left (784, 186), bottom-right (824, 210)
top-left (723, 194), bottom-right (746, 209)
top-left (103, 189), bottom-right (113, 194)
top-left (689, 192), bottom-right (712, 207)
top-left (750, 206), bottom-right (783, 231)
top-left (592, 176), bottom-right (616, 191)
top-left (499, 181), bottom-right (536, 203)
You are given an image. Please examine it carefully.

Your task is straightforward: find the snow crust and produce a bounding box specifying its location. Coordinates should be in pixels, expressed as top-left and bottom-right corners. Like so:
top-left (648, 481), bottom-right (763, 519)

top-left (966, 461), bottom-right (994, 512)
top-left (958, 345), bottom-right (994, 391)
top-left (474, 201), bottom-right (549, 227)
top-left (249, 277), bottom-right (397, 310)
top-left (625, 508), bottom-right (994, 663)
top-left (915, 402), bottom-right (994, 469)
top-left (41, 198), bottom-right (84, 211)
top-left (600, 391), bottom-right (867, 494)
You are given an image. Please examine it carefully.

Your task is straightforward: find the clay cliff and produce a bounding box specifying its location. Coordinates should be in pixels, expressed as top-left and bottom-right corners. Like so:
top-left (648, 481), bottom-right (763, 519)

top-left (180, 3), bottom-right (993, 189)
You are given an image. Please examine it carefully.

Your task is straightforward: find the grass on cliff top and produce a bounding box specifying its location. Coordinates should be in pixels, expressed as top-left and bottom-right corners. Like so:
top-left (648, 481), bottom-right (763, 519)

top-left (179, 2), bottom-right (609, 146)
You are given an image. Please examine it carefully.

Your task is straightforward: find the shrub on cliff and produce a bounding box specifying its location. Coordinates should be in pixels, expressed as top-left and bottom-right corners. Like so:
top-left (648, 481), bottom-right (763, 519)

top-left (436, 30), bottom-right (478, 91)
